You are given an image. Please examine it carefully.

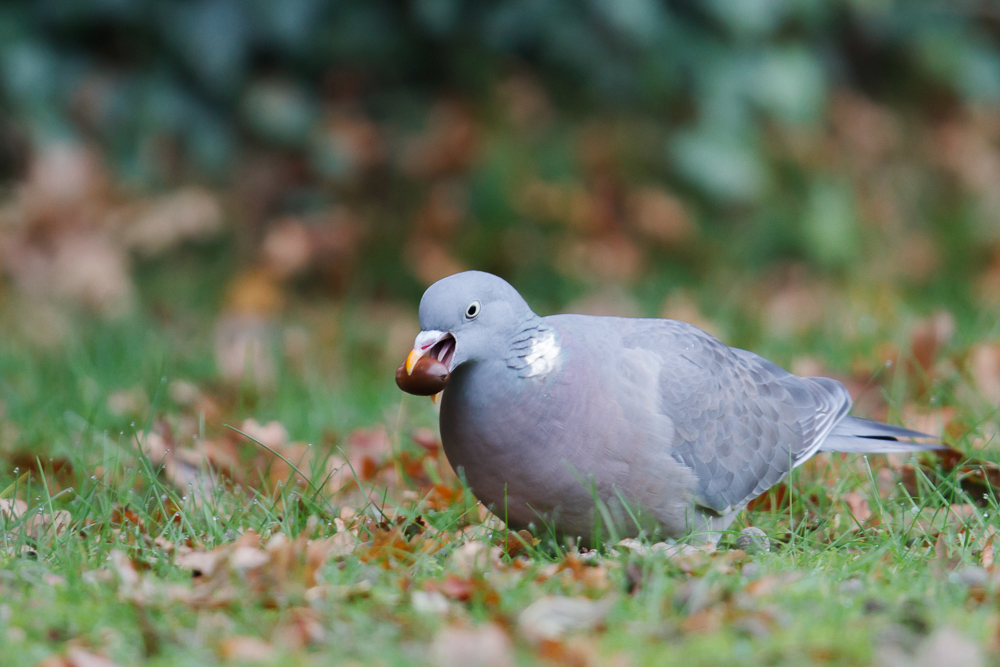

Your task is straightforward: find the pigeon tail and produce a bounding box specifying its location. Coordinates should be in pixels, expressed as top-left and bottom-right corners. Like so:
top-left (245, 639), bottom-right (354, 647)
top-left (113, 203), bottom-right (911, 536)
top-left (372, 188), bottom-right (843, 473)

top-left (819, 416), bottom-right (945, 453)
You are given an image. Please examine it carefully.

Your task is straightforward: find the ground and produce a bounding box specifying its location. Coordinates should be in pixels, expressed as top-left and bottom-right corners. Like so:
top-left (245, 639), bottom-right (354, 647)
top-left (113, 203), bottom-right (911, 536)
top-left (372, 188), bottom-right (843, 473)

top-left (1, 289), bottom-right (999, 667)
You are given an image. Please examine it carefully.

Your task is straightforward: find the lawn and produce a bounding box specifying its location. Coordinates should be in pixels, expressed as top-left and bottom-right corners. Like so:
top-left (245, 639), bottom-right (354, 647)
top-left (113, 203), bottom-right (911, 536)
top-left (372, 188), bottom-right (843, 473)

top-left (4, 3), bottom-right (1000, 664)
top-left (1, 270), bottom-right (999, 667)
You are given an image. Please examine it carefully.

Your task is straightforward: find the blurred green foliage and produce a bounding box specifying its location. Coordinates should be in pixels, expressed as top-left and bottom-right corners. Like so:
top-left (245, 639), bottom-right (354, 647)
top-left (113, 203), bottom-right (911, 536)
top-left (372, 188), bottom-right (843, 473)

top-left (0, 1), bottom-right (993, 170)
top-left (1, 0), bottom-right (999, 314)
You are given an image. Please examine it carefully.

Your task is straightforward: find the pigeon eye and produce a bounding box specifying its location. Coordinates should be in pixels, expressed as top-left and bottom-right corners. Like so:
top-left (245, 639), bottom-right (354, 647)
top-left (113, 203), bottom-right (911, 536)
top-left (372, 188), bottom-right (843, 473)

top-left (465, 300), bottom-right (481, 319)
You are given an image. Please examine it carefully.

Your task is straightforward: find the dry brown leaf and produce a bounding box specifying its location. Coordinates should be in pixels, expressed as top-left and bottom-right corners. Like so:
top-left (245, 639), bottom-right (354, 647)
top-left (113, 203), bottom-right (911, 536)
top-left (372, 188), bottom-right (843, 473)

top-left (167, 380), bottom-right (201, 407)
top-left (982, 540), bottom-right (995, 569)
top-left (229, 547), bottom-right (269, 571)
top-left (497, 73), bottom-right (553, 131)
top-left (913, 626), bottom-right (984, 667)
top-left (19, 143), bottom-right (108, 215)
top-left (969, 343), bottom-right (1000, 404)
top-left (135, 429), bottom-right (215, 501)
top-left (1, 500), bottom-right (71, 541)
top-left (261, 218), bottom-right (312, 279)
top-left (38, 646), bottom-right (121, 667)
top-left (898, 406), bottom-right (951, 439)
top-left (536, 636), bottom-right (608, 667)
top-left (619, 541), bottom-right (716, 574)
top-left (108, 549), bottom-right (139, 583)
top-left (500, 529), bottom-right (538, 558)
top-left (627, 187), bottom-right (694, 246)
top-left (325, 519), bottom-right (360, 559)
top-left (64, 647), bottom-right (120, 667)
top-left (415, 180), bottom-right (468, 237)
top-left (761, 273), bottom-right (829, 338)
top-left (317, 111), bottom-right (385, 178)
top-left (123, 188), bottom-right (222, 257)
top-left (0, 498), bottom-right (27, 520)
top-left (412, 590), bottom-right (451, 615)
top-left (175, 547), bottom-right (227, 578)
top-left (517, 595), bottom-right (613, 643)
top-left (218, 635), bottom-right (275, 663)
top-left (274, 607), bottom-right (325, 650)
top-left (49, 232), bottom-right (134, 316)
top-left (214, 313), bottom-right (277, 389)
top-left (106, 387), bottom-right (149, 418)
top-left (399, 101), bottom-right (477, 179)
top-left (406, 238), bottom-right (465, 287)
top-left (558, 234), bottom-right (642, 284)
top-left (429, 623), bottom-right (514, 667)
top-left (660, 291), bottom-right (722, 339)
top-left (682, 606), bottom-right (725, 634)
top-left (841, 491), bottom-right (872, 526)
top-left (239, 420), bottom-right (289, 450)
top-left (909, 311), bottom-right (955, 378)
top-left (449, 541), bottom-right (502, 577)
top-left (829, 92), bottom-right (900, 170)
top-left (740, 572), bottom-right (804, 601)
top-left (565, 286), bottom-right (642, 319)
top-left (25, 509), bottom-right (71, 540)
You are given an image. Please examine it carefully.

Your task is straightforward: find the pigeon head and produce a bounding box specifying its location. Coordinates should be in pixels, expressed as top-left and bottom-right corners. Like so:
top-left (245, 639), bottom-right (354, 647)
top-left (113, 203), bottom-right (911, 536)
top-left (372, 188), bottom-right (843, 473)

top-left (405, 271), bottom-right (536, 377)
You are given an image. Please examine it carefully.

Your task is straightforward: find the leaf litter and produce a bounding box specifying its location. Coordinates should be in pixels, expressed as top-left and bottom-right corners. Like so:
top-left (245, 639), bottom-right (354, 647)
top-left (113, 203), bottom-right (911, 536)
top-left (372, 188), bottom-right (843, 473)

top-left (4, 329), bottom-right (1000, 664)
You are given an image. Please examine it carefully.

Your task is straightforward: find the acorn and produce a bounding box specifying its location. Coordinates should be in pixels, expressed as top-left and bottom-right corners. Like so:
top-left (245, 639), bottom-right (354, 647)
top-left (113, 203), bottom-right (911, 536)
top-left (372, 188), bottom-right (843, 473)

top-left (396, 356), bottom-right (450, 396)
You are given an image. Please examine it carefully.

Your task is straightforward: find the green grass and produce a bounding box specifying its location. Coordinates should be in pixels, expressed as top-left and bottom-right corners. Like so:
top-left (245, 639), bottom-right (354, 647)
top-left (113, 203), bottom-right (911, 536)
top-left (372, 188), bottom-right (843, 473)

top-left (0, 295), bottom-right (998, 667)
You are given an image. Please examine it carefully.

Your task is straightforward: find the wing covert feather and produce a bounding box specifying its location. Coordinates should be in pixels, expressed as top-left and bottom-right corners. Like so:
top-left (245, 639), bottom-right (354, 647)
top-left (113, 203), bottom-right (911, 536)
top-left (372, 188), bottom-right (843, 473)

top-left (621, 321), bottom-right (851, 513)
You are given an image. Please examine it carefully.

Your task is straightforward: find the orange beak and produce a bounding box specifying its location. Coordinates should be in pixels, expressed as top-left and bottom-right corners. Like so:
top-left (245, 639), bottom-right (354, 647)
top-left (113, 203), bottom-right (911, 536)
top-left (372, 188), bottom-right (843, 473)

top-left (406, 329), bottom-right (449, 375)
top-left (405, 349), bottom-right (422, 375)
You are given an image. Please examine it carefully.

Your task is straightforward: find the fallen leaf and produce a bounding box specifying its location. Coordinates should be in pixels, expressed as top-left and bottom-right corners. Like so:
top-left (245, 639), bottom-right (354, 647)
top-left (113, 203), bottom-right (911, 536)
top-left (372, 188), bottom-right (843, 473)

top-left (412, 590), bottom-right (450, 615)
top-left (497, 73), bottom-right (553, 131)
top-left (49, 232), bottom-right (134, 316)
top-left (39, 646), bottom-right (121, 667)
top-left (762, 273), bottom-right (829, 338)
top-left (405, 238), bottom-right (465, 287)
top-left (261, 218), bottom-right (312, 279)
top-left (214, 312), bottom-right (277, 389)
top-left (908, 311), bottom-right (955, 382)
top-left (558, 234), bottom-right (642, 284)
top-left (627, 186), bottom-right (694, 246)
top-left (449, 541), bottom-right (502, 577)
top-left (913, 626), bottom-right (983, 667)
top-left (500, 529), bottom-right (538, 558)
top-left (274, 607), bottom-right (324, 650)
top-left (175, 548), bottom-right (227, 579)
top-left (108, 550), bottom-right (139, 588)
top-left (660, 291), bottom-right (722, 339)
top-left (969, 343), bottom-right (1000, 404)
top-left (429, 623), bottom-right (514, 667)
top-left (218, 635), bottom-right (275, 663)
top-left (842, 491), bottom-right (872, 526)
top-left (399, 101), bottom-right (477, 179)
top-left (682, 606), bottom-right (725, 634)
top-left (518, 596), bottom-right (613, 643)
top-left (123, 188), bottom-right (222, 257)
top-left (0, 498), bottom-right (27, 520)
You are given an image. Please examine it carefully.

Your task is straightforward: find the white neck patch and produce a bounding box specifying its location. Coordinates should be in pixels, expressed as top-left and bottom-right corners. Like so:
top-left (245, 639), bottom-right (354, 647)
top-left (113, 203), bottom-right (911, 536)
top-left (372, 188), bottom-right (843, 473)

top-left (521, 329), bottom-right (561, 378)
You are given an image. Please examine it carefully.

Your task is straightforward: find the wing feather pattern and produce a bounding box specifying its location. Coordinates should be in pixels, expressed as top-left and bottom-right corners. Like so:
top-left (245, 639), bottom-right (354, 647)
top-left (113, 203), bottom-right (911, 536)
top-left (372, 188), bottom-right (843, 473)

top-left (621, 321), bottom-right (852, 514)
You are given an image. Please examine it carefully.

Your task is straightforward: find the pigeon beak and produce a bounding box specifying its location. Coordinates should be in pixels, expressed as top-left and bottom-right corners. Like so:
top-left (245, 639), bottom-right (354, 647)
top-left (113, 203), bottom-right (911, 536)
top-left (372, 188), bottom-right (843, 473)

top-left (405, 349), bottom-right (423, 375)
top-left (406, 330), bottom-right (452, 374)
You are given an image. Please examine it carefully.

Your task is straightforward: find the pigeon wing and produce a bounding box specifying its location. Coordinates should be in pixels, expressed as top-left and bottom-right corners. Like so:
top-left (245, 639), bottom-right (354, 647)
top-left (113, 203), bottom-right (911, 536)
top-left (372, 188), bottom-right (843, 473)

top-left (621, 321), bottom-right (851, 514)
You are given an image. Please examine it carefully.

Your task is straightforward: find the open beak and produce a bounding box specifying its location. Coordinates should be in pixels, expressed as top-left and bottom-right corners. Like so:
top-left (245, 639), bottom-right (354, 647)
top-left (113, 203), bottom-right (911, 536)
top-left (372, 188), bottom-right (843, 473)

top-left (406, 330), bottom-right (457, 374)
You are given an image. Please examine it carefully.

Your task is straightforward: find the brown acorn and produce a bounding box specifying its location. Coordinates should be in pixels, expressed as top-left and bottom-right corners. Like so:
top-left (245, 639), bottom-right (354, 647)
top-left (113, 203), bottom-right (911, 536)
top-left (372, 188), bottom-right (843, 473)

top-left (396, 356), bottom-right (450, 396)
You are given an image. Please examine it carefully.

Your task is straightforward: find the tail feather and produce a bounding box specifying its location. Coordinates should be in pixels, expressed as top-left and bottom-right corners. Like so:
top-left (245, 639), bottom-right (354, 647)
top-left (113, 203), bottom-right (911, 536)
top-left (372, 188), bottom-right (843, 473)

top-left (819, 416), bottom-right (945, 454)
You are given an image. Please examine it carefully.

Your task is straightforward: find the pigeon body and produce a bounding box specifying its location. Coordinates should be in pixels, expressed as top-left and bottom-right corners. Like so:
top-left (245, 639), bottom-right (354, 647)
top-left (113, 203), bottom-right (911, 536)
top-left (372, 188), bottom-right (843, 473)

top-left (409, 271), bottom-right (940, 542)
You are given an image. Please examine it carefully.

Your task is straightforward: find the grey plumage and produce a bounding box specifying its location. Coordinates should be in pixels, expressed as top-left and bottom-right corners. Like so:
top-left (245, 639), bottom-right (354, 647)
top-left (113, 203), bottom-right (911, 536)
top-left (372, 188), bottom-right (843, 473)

top-left (410, 271), bottom-right (942, 543)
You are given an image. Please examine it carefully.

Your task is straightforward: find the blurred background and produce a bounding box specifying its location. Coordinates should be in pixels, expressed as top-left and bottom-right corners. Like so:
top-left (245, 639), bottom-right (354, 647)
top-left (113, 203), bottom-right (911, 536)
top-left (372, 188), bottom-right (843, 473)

top-left (1, 0), bottom-right (999, 458)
